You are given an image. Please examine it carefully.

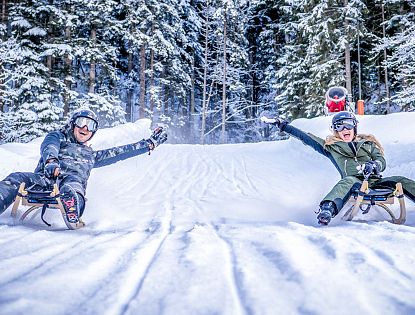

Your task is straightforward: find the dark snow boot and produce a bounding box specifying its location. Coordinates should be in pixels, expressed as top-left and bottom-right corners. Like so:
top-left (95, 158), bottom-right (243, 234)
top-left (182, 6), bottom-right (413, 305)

top-left (317, 201), bottom-right (337, 225)
top-left (60, 185), bottom-right (80, 225)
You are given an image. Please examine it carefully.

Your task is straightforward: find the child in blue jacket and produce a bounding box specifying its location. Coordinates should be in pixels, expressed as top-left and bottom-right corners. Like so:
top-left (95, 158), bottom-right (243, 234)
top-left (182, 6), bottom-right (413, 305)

top-left (0, 109), bottom-right (167, 228)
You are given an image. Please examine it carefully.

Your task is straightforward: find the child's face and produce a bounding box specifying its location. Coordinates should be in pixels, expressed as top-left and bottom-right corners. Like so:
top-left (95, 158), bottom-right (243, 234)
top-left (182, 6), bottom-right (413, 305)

top-left (338, 128), bottom-right (355, 142)
top-left (74, 125), bottom-right (93, 143)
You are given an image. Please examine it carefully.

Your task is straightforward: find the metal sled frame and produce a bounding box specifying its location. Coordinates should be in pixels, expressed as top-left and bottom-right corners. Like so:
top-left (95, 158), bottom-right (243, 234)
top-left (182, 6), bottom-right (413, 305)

top-left (342, 180), bottom-right (406, 224)
top-left (10, 182), bottom-right (84, 230)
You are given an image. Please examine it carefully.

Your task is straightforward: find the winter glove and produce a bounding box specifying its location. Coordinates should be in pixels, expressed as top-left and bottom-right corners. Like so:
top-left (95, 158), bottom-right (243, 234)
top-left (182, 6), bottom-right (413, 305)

top-left (44, 158), bottom-right (60, 179)
top-left (146, 127), bottom-right (168, 150)
top-left (260, 116), bottom-right (288, 129)
top-left (357, 160), bottom-right (381, 176)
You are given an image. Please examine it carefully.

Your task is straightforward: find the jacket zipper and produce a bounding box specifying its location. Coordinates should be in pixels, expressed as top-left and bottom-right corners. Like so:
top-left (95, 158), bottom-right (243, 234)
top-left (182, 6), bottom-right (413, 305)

top-left (346, 141), bottom-right (365, 176)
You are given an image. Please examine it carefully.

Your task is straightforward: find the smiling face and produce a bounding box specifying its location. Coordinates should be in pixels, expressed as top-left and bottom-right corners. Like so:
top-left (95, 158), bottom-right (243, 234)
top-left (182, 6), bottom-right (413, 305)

top-left (73, 125), bottom-right (93, 144)
top-left (337, 127), bottom-right (355, 142)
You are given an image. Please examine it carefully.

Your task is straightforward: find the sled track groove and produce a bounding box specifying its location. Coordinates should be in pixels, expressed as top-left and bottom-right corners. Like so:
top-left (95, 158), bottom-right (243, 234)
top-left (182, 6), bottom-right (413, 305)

top-left (0, 230), bottom-right (135, 288)
top-left (117, 205), bottom-right (173, 315)
top-left (211, 223), bottom-right (254, 315)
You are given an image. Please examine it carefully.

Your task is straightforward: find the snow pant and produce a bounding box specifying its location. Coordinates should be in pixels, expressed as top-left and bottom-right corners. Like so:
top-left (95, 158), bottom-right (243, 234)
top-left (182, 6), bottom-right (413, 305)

top-left (0, 172), bottom-right (85, 216)
top-left (321, 175), bottom-right (415, 216)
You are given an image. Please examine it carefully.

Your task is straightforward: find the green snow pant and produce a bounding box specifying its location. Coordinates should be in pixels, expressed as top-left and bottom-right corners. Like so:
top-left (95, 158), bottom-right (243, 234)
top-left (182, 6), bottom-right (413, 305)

top-left (321, 175), bottom-right (415, 216)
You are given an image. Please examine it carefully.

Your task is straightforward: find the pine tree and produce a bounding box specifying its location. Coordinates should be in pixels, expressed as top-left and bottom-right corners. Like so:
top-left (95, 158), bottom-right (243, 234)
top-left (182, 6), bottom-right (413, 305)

top-left (379, 1), bottom-right (415, 111)
top-left (2, 1), bottom-right (62, 142)
top-left (275, 0), bottom-right (366, 119)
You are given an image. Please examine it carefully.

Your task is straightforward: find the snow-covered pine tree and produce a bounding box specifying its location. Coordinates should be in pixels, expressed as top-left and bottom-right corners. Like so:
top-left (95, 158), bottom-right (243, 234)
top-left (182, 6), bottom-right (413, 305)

top-left (215, 0), bottom-right (251, 143)
top-left (275, 0), bottom-right (365, 119)
top-left (199, 0), bottom-right (251, 144)
top-left (2, 1), bottom-right (62, 142)
top-left (244, 0), bottom-right (283, 140)
top-left (69, 0), bottom-right (123, 119)
top-left (180, 0), bottom-right (204, 143)
top-left (374, 0), bottom-right (415, 111)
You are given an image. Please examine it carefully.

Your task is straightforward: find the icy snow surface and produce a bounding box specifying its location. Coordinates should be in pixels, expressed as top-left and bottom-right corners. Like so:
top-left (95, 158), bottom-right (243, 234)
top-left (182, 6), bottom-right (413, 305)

top-left (1, 113), bottom-right (415, 315)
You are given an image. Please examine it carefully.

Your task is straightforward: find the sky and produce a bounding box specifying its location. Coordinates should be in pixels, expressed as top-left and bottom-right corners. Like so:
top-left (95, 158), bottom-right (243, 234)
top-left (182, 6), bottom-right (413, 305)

top-left (0, 113), bottom-right (415, 315)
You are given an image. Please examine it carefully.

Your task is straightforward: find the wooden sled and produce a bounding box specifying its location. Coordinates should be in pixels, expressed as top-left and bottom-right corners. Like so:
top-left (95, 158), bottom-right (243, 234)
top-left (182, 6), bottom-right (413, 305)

top-left (10, 182), bottom-right (84, 230)
top-left (342, 179), bottom-right (406, 224)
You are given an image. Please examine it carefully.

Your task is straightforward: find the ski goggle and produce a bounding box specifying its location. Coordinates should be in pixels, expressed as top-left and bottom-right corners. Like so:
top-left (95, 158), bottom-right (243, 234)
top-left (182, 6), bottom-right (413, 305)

top-left (332, 119), bottom-right (356, 132)
top-left (74, 117), bottom-right (98, 132)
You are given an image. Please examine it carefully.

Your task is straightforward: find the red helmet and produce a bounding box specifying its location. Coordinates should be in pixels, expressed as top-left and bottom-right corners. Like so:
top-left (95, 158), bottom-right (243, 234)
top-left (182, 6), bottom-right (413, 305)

top-left (326, 87), bottom-right (347, 113)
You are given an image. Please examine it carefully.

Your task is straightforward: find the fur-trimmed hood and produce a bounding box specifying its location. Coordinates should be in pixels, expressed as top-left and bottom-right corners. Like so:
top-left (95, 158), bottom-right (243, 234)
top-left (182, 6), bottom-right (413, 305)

top-left (325, 133), bottom-right (385, 156)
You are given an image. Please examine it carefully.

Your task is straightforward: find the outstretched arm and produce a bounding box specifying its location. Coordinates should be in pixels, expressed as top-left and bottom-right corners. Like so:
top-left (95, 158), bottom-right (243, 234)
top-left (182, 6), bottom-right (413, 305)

top-left (261, 116), bottom-right (344, 176)
top-left (93, 140), bottom-right (151, 168)
top-left (93, 127), bottom-right (167, 168)
top-left (262, 116), bottom-right (329, 158)
top-left (280, 123), bottom-right (330, 158)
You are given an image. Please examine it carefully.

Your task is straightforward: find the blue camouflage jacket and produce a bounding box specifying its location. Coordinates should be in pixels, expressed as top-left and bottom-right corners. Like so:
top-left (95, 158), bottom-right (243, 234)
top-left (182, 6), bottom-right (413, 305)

top-left (34, 125), bottom-right (151, 195)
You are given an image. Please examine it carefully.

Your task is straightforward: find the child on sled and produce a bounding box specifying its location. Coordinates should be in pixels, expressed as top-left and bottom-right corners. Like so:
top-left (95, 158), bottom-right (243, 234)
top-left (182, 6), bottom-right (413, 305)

top-left (262, 111), bottom-right (415, 225)
top-left (0, 109), bottom-right (167, 228)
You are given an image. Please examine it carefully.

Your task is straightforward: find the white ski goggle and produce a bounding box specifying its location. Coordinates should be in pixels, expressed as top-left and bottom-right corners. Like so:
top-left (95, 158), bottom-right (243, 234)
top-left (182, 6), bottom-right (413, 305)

top-left (74, 117), bottom-right (98, 132)
top-left (333, 119), bottom-right (356, 132)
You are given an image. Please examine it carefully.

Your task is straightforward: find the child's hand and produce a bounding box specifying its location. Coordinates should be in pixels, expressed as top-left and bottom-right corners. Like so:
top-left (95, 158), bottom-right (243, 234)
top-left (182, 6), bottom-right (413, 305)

top-left (146, 127), bottom-right (168, 150)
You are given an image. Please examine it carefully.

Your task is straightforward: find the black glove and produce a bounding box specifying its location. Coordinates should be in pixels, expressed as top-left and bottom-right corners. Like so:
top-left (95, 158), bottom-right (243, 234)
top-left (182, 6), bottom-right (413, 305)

top-left (360, 160), bottom-right (380, 176)
top-left (260, 116), bottom-right (288, 129)
top-left (146, 127), bottom-right (167, 150)
top-left (44, 159), bottom-right (60, 179)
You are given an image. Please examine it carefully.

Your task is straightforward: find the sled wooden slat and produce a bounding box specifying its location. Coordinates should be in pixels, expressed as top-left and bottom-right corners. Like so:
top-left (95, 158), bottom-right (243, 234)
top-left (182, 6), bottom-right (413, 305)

top-left (343, 180), bottom-right (406, 224)
top-left (10, 182), bottom-right (85, 230)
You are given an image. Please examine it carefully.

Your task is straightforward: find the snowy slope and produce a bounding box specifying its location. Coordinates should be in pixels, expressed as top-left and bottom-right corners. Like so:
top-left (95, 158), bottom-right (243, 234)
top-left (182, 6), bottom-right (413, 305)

top-left (1, 114), bottom-right (415, 315)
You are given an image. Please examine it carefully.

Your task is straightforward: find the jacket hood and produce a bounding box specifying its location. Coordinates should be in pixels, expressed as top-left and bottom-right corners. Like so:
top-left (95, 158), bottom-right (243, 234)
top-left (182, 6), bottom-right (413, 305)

top-left (325, 133), bottom-right (384, 156)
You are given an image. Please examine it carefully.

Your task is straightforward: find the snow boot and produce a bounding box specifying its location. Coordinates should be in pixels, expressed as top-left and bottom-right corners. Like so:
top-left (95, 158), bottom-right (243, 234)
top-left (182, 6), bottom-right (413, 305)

top-left (317, 201), bottom-right (337, 225)
top-left (60, 185), bottom-right (80, 226)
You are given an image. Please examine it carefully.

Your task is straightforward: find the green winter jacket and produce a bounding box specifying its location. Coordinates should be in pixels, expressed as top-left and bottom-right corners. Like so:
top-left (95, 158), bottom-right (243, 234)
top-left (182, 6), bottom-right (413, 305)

top-left (281, 124), bottom-right (386, 179)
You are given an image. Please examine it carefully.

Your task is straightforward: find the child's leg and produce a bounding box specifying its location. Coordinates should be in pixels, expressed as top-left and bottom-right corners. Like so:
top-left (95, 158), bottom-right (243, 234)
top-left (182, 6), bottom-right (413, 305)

top-left (374, 176), bottom-right (415, 202)
top-left (60, 183), bottom-right (84, 223)
top-left (320, 176), bottom-right (363, 214)
top-left (0, 172), bottom-right (43, 214)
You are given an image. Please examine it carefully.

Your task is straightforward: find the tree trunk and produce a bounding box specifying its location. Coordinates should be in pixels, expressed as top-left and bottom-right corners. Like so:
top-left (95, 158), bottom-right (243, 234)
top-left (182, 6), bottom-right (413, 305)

top-left (89, 25), bottom-right (97, 94)
top-left (139, 44), bottom-right (146, 118)
top-left (0, 0), bottom-right (7, 112)
top-left (382, 3), bottom-right (390, 113)
top-left (189, 52), bottom-right (195, 138)
top-left (1, 0), bottom-right (7, 23)
top-left (200, 3), bottom-right (210, 144)
top-left (149, 47), bottom-right (155, 113)
top-left (344, 0), bottom-right (352, 108)
top-left (149, 24), bottom-right (155, 114)
top-left (221, 11), bottom-right (227, 144)
top-left (46, 10), bottom-right (53, 74)
top-left (126, 52), bottom-right (133, 122)
top-left (63, 24), bottom-right (72, 116)
top-left (163, 82), bottom-right (169, 116)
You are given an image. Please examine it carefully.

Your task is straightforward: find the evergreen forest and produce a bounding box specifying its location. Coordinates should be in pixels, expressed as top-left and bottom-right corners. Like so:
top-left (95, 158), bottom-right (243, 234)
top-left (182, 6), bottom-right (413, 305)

top-left (0, 0), bottom-right (414, 144)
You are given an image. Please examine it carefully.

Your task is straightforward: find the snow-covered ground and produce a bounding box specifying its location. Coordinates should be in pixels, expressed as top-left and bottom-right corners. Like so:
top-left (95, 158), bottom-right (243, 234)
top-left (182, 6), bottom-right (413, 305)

top-left (1, 113), bottom-right (415, 315)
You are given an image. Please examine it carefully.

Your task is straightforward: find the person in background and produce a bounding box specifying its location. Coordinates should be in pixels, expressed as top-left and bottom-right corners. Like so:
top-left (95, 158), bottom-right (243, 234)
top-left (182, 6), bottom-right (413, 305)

top-left (325, 86), bottom-right (348, 113)
top-left (0, 108), bottom-right (167, 228)
top-left (262, 111), bottom-right (415, 225)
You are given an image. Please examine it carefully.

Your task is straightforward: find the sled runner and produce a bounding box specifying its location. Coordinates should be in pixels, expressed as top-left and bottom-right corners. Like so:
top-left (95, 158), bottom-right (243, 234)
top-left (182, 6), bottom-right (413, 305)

top-left (10, 182), bottom-right (85, 230)
top-left (342, 176), bottom-right (406, 224)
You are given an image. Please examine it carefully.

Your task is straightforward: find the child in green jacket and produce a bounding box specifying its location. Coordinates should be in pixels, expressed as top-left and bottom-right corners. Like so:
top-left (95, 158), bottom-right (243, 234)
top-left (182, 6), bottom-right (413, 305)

top-left (263, 111), bottom-right (415, 225)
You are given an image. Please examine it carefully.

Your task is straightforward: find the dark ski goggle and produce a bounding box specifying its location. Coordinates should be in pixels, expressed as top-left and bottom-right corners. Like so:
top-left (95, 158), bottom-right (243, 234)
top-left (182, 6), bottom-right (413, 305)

top-left (333, 121), bottom-right (355, 132)
top-left (74, 117), bottom-right (98, 132)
